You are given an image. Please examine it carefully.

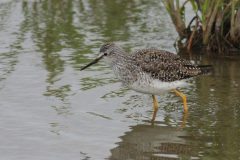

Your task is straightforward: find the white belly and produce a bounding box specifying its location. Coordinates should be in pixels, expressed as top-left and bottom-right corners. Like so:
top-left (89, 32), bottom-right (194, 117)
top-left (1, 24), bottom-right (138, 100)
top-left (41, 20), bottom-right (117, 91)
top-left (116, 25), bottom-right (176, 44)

top-left (128, 79), bottom-right (190, 95)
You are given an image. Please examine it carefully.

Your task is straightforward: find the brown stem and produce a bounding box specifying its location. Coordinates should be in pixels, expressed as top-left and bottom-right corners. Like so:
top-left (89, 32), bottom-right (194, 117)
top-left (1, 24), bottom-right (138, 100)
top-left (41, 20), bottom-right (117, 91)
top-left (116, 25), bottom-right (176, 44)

top-left (188, 17), bottom-right (198, 50)
top-left (234, 5), bottom-right (240, 36)
top-left (234, 35), bottom-right (240, 42)
top-left (187, 16), bottom-right (197, 29)
top-left (223, 0), bottom-right (239, 14)
top-left (220, 34), bottom-right (234, 47)
top-left (230, 0), bottom-right (236, 38)
top-left (215, 11), bottom-right (224, 35)
top-left (192, 32), bottom-right (202, 46)
top-left (215, 11), bottom-right (224, 53)
top-left (165, 0), bottom-right (187, 37)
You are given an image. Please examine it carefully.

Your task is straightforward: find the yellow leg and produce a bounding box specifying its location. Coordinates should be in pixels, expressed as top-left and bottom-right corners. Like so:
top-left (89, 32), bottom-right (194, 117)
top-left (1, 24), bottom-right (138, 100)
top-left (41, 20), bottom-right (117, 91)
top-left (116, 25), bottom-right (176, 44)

top-left (178, 114), bottom-right (187, 127)
top-left (175, 114), bottom-right (188, 129)
top-left (151, 95), bottom-right (158, 121)
top-left (172, 89), bottom-right (190, 114)
top-left (152, 95), bottom-right (158, 109)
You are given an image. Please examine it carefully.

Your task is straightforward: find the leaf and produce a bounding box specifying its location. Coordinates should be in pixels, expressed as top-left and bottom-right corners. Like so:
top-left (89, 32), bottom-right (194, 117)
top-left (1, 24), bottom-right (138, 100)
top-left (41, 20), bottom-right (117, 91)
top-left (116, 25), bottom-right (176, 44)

top-left (201, 0), bottom-right (209, 23)
top-left (201, 0), bottom-right (208, 14)
top-left (163, 1), bottom-right (174, 20)
top-left (196, 13), bottom-right (202, 22)
top-left (181, 6), bottom-right (186, 22)
top-left (190, 0), bottom-right (197, 11)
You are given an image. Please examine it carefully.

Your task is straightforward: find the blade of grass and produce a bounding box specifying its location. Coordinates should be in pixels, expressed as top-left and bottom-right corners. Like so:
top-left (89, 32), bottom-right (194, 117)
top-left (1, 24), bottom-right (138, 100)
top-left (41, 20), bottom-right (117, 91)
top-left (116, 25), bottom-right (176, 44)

top-left (203, 0), bottom-right (221, 45)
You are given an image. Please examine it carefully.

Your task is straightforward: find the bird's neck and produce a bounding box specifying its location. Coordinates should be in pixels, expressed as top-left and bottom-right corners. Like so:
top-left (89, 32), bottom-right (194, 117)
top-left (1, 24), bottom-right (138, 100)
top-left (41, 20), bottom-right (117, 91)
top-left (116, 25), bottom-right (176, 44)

top-left (110, 53), bottom-right (137, 85)
top-left (110, 52), bottom-right (130, 68)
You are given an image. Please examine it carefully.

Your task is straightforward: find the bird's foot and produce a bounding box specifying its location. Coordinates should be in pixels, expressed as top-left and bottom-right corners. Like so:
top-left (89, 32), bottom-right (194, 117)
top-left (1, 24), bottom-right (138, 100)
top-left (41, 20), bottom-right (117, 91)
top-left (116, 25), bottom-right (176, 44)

top-left (184, 111), bottom-right (191, 115)
top-left (178, 122), bottom-right (186, 127)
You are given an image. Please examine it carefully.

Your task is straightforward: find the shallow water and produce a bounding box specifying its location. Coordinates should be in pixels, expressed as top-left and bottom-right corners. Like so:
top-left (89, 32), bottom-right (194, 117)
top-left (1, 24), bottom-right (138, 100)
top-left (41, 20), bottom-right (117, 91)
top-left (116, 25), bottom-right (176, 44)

top-left (1, 0), bottom-right (240, 160)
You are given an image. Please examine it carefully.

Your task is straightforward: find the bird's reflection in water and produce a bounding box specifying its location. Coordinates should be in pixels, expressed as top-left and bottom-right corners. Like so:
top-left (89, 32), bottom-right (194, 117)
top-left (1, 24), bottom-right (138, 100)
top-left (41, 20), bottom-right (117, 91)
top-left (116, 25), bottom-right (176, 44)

top-left (151, 107), bottom-right (187, 128)
top-left (108, 114), bottom-right (200, 160)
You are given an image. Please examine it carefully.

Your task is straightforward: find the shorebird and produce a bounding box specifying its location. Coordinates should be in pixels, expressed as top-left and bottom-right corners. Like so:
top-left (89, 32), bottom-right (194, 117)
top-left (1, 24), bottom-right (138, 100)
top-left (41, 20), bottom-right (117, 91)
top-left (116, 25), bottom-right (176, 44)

top-left (81, 42), bottom-right (213, 120)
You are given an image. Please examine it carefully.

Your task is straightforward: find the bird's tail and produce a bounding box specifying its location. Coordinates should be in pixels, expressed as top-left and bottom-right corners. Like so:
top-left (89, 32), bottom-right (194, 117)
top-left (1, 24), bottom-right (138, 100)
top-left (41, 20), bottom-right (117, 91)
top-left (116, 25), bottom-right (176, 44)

top-left (197, 65), bottom-right (214, 75)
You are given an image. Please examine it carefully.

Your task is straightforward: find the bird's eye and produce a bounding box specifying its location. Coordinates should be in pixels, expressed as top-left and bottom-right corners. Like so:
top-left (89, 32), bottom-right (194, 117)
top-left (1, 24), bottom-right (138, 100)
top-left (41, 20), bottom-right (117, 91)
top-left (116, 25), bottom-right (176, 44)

top-left (104, 53), bottom-right (108, 56)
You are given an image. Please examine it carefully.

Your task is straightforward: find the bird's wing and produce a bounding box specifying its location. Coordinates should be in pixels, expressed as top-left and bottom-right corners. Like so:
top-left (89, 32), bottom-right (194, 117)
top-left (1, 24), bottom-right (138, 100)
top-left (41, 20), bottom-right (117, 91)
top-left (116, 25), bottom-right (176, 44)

top-left (130, 49), bottom-right (201, 82)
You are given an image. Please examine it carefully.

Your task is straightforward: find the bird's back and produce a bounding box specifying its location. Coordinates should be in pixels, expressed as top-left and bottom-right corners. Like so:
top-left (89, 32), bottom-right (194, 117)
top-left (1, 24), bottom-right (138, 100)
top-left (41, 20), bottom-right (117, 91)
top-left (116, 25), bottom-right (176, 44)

top-left (130, 49), bottom-right (212, 82)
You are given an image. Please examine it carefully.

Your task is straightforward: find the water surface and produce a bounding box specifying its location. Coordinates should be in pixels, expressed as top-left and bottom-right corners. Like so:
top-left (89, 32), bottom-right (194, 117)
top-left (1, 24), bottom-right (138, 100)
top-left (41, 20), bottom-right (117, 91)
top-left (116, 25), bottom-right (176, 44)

top-left (1, 0), bottom-right (240, 159)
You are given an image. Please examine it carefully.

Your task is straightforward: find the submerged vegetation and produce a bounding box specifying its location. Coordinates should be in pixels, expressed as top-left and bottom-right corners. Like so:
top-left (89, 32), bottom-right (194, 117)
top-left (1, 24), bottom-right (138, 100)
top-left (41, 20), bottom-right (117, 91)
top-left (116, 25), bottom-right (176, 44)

top-left (164, 0), bottom-right (240, 53)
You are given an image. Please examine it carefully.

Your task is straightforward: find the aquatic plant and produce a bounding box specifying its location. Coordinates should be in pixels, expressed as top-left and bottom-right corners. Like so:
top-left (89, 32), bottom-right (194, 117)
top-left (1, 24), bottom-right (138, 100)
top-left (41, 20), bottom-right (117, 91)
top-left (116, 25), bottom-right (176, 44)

top-left (164, 0), bottom-right (240, 53)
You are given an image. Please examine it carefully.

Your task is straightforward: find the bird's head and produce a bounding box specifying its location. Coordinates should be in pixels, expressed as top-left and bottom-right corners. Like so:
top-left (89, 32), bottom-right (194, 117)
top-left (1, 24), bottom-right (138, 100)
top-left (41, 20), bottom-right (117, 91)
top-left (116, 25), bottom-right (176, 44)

top-left (81, 42), bottom-right (124, 71)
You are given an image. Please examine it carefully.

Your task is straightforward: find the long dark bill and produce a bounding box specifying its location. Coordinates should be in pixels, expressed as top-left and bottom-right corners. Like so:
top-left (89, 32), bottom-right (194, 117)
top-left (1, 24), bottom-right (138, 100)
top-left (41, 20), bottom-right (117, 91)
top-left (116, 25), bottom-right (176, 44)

top-left (80, 55), bottom-right (103, 71)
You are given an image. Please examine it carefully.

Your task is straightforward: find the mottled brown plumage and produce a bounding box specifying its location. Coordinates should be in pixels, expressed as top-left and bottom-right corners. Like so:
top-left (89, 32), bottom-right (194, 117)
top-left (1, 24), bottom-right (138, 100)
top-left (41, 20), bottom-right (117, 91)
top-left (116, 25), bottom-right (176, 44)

top-left (131, 49), bottom-right (203, 82)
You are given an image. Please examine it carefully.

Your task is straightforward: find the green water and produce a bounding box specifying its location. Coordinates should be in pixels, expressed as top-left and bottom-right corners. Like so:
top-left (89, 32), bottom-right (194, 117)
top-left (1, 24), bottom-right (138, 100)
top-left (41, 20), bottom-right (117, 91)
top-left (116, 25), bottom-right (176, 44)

top-left (1, 0), bottom-right (240, 159)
